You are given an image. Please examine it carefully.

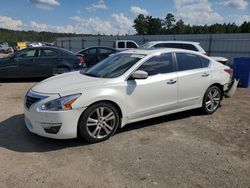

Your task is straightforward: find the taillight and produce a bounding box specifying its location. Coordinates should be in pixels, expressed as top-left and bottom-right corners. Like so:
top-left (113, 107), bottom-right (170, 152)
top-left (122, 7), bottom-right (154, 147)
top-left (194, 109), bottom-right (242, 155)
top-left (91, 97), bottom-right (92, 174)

top-left (224, 68), bottom-right (233, 77)
top-left (78, 56), bottom-right (85, 64)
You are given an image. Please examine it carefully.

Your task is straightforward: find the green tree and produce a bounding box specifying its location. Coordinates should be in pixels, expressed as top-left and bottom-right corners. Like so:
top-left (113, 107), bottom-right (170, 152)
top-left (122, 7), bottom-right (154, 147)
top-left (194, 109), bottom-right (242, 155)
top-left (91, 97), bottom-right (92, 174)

top-left (147, 16), bottom-right (163, 35)
top-left (173, 19), bottom-right (186, 34)
top-left (164, 13), bottom-right (176, 30)
top-left (240, 21), bottom-right (250, 33)
top-left (133, 14), bottom-right (149, 35)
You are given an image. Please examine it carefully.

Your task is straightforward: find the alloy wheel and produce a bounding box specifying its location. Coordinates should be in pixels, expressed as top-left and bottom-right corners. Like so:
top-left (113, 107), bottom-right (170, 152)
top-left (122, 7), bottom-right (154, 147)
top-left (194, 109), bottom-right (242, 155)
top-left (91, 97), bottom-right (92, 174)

top-left (205, 88), bottom-right (221, 112)
top-left (86, 107), bottom-right (116, 139)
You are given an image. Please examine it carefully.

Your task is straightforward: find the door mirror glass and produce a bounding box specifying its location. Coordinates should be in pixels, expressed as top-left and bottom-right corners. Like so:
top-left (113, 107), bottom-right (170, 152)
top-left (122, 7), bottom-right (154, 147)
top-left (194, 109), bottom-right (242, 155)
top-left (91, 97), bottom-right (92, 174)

top-left (131, 70), bottom-right (148, 79)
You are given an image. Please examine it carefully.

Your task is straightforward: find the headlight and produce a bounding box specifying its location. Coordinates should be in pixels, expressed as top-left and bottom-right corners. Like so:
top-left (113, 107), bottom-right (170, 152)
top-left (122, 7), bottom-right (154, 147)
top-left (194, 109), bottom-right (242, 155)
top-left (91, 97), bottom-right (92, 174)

top-left (41, 94), bottom-right (81, 111)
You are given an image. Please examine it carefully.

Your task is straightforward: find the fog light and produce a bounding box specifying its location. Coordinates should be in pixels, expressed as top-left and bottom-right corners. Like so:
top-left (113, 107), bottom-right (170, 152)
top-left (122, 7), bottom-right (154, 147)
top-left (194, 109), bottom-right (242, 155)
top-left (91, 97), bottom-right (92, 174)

top-left (41, 123), bottom-right (62, 134)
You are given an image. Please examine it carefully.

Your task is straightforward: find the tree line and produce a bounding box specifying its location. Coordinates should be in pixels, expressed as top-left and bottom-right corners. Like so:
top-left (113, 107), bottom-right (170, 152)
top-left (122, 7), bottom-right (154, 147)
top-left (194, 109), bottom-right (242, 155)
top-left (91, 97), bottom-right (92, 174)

top-left (133, 13), bottom-right (250, 35)
top-left (0, 28), bottom-right (87, 46)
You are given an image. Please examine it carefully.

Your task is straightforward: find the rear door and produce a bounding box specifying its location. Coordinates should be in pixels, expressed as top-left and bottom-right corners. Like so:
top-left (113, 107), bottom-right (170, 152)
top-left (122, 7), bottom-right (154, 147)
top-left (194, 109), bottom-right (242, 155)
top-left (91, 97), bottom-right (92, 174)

top-left (36, 48), bottom-right (59, 77)
top-left (85, 48), bottom-right (98, 67)
top-left (175, 52), bottom-right (211, 108)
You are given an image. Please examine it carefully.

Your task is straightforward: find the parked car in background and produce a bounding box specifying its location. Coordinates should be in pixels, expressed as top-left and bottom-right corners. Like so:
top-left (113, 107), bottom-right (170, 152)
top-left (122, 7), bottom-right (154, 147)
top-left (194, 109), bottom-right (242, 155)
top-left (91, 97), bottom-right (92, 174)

top-left (139, 41), bottom-right (229, 65)
top-left (113, 40), bottom-right (139, 50)
top-left (28, 42), bottom-right (43, 47)
top-left (0, 47), bottom-right (84, 79)
top-left (0, 42), bottom-right (13, 54)
top-left (77, 47), bottom-right (118, 67)
top-left (24, 48), bottom-right (237, 143)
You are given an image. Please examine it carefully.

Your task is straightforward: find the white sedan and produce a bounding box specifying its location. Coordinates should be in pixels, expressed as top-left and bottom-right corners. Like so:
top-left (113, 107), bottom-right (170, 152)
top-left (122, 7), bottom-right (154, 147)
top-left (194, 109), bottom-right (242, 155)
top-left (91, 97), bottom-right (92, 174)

top-left (24, 49), bottom-right (236, 143)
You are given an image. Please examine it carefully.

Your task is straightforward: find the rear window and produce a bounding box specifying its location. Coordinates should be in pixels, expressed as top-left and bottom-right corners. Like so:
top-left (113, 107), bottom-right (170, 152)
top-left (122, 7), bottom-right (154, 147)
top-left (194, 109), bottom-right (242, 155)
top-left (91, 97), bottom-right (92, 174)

top-left (39, 49), bottom-right (58, 57)
top-left (182, 44), bottom-right (198, 51)
top-left (200, 56), bottom-right (210, 67)
top-left (155, 43), bottom-right (183, 49)
top-left (127, 42), bottom-right (137, 48)
top-left (176, 53), bottom-right (202, 71)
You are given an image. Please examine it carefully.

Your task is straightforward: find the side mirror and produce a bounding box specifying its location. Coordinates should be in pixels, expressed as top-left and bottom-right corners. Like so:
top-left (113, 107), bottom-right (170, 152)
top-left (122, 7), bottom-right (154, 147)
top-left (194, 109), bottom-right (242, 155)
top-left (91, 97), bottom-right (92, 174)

top-left (131, 70), bottom-right (148, 79)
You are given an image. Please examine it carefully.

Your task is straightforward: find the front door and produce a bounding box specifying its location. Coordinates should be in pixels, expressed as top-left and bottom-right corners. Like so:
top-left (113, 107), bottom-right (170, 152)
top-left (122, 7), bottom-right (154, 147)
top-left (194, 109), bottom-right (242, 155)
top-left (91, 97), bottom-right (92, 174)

top-left (5, 49), bottom-right (38, 78)
top-left (126, 53), bottom-right (178, 121)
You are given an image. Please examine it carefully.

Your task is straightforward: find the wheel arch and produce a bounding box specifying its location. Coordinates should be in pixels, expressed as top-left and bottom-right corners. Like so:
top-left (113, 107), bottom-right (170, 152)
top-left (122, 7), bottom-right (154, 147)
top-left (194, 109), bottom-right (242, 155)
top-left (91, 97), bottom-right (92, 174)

top-left (86, 100), bottom-right (123, 118)
top-left (77, 99), bottom-right (123, 138)
top-left (206, 83), bottom-right (224, 100)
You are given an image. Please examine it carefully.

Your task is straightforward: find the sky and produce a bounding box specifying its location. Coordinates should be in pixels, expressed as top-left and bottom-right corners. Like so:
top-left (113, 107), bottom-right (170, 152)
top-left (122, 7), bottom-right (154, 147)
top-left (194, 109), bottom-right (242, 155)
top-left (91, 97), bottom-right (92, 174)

top-left (0, 0), bottom-right (249, 35)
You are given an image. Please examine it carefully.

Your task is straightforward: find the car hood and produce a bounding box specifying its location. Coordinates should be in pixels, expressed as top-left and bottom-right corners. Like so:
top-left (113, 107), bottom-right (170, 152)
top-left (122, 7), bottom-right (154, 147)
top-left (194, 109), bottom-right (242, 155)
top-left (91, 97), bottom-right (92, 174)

top-left (31, 71), bottom-right (107, 95)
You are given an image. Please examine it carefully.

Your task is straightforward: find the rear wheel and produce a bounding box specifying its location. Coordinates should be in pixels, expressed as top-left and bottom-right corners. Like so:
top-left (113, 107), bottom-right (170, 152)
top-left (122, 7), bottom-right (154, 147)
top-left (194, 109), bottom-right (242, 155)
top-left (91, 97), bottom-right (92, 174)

top-left (202, 86), bottom-right (222, 114)
top-left (78, 102), bottom-right (120, 143)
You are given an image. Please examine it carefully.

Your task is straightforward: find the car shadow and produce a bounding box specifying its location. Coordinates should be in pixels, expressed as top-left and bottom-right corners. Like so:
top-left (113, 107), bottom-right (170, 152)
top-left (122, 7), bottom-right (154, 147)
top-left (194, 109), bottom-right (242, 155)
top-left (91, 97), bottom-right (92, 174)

top-left (0, 114), bottom-right (86, 153)
top-left (0, 109), bottom-right (204, 153)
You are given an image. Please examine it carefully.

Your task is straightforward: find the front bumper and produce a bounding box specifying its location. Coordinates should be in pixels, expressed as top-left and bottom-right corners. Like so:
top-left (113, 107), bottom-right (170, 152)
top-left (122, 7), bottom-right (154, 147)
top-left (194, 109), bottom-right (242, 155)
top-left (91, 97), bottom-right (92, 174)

top-left (24, 91), bottom-right (86, 139)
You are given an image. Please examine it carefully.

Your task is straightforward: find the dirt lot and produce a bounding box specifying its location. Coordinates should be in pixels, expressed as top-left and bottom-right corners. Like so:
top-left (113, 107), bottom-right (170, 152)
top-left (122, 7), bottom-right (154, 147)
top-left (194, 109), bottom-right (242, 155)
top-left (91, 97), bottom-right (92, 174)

top-left (0, 81), bottom-right (249, 188)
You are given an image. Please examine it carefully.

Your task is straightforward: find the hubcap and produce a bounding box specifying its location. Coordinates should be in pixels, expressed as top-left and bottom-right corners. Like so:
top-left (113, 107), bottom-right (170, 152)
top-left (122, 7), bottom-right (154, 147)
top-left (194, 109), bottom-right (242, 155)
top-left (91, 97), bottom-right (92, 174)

top-left (205, 88), bottom-right (220, 112)
top-left (86, 107), bottom-right (116, 139)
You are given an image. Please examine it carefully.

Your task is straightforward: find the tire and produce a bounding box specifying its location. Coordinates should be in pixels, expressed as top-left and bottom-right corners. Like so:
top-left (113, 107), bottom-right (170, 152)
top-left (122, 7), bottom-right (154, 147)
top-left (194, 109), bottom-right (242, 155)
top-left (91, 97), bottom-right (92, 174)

top-left (202, 86), bottom-right (222, 114)
top-left (53, 67), bottom-right (70, 75)
top-left (78, 102), bottom-right (120, 143)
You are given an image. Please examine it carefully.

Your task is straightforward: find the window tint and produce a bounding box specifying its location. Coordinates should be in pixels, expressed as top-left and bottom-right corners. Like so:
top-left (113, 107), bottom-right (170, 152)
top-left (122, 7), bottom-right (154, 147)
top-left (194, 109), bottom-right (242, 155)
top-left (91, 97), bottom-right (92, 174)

top-left (182, 44), bottom-right (198, 51)
top-left (200, 56), bottom-right (210, 67)
top-left (176, 53), bottom-right (202, 71)
top-left (39, 49), bottom-right (58, 57)
top-left (99, 48), bottom-right (112, 54)
top-left (118, 42), bottom-right (125, 48)
top-left (163, 43), bottom-right (183, 49)
top-left (127, 42), bottom-right (137, 48)
top-left (154, 43), bottom-right (167, 48)
top-left (88, 48), bottom-right (97, 54)
top-left (16, 49), bottom-right (37, 58)
top-left (139, 53), bottom-right (174, 76)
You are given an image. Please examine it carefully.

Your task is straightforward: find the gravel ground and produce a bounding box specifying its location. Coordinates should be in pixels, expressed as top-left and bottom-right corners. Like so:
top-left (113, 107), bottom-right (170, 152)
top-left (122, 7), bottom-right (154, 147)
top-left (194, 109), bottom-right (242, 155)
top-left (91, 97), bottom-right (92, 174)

top-left (0, 81), bottom-right (249, 188)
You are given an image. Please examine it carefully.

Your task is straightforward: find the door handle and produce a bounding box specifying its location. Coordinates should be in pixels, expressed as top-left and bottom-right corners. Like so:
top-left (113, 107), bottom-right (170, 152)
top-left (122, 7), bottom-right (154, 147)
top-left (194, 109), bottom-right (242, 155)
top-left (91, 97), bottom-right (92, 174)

top-left (202, 73), bottom-right (210, 77)
top-left (167, 79), bottom-right (177, 84)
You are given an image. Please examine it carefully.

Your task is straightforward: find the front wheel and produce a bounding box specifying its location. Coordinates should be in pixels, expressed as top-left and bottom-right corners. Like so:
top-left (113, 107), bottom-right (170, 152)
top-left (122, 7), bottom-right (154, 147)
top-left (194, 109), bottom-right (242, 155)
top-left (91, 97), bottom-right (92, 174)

top-left (202, 86), bottom-right (222, 114)
top-left (78, 102), bottom-right (120, 143)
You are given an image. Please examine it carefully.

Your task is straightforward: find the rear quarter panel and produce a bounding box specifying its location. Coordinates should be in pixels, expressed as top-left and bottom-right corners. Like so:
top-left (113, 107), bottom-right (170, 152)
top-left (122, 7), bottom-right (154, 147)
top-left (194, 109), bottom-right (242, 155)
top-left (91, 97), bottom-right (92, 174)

top-left (210, 61), bottom-right (231, 90)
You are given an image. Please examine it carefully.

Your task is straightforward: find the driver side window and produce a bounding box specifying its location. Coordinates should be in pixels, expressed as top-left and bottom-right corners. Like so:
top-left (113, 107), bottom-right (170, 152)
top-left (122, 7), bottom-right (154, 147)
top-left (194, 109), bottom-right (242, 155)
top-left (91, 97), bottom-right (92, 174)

top-left (138, 53), bottom-right (174, 76)
top-left (16, 49), bottom-right (37, 58)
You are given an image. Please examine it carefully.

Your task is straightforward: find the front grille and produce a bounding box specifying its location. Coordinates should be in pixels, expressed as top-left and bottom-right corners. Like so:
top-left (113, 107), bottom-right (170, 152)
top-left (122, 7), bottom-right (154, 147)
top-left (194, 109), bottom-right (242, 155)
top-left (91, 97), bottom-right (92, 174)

top-left (25, 95), bottom-right (41, 109)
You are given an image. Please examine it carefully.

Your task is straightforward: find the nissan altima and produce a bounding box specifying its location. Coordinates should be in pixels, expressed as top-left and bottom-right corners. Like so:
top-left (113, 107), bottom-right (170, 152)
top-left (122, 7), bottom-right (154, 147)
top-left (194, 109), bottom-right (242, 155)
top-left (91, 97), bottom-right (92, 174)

top-left (24, 49), bottom-right (237, 143)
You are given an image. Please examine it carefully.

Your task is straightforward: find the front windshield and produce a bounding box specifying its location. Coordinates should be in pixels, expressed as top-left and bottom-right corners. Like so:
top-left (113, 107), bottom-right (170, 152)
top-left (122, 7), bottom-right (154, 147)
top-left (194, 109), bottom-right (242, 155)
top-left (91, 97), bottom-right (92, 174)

top-left (83, 53), bottom-right (145, 78)
top-left (138, 43), bottom-right (153, 49)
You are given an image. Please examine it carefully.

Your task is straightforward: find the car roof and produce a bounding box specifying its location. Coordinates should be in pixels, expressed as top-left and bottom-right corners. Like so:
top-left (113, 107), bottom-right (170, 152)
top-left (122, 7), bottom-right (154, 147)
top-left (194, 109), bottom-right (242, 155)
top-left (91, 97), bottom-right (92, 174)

top-left (82, 46), bottom-right (116, 50)
top-left (146, 41), bottom-right (200, 45)
top-left (19, 46), bottom-right (76, 55)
